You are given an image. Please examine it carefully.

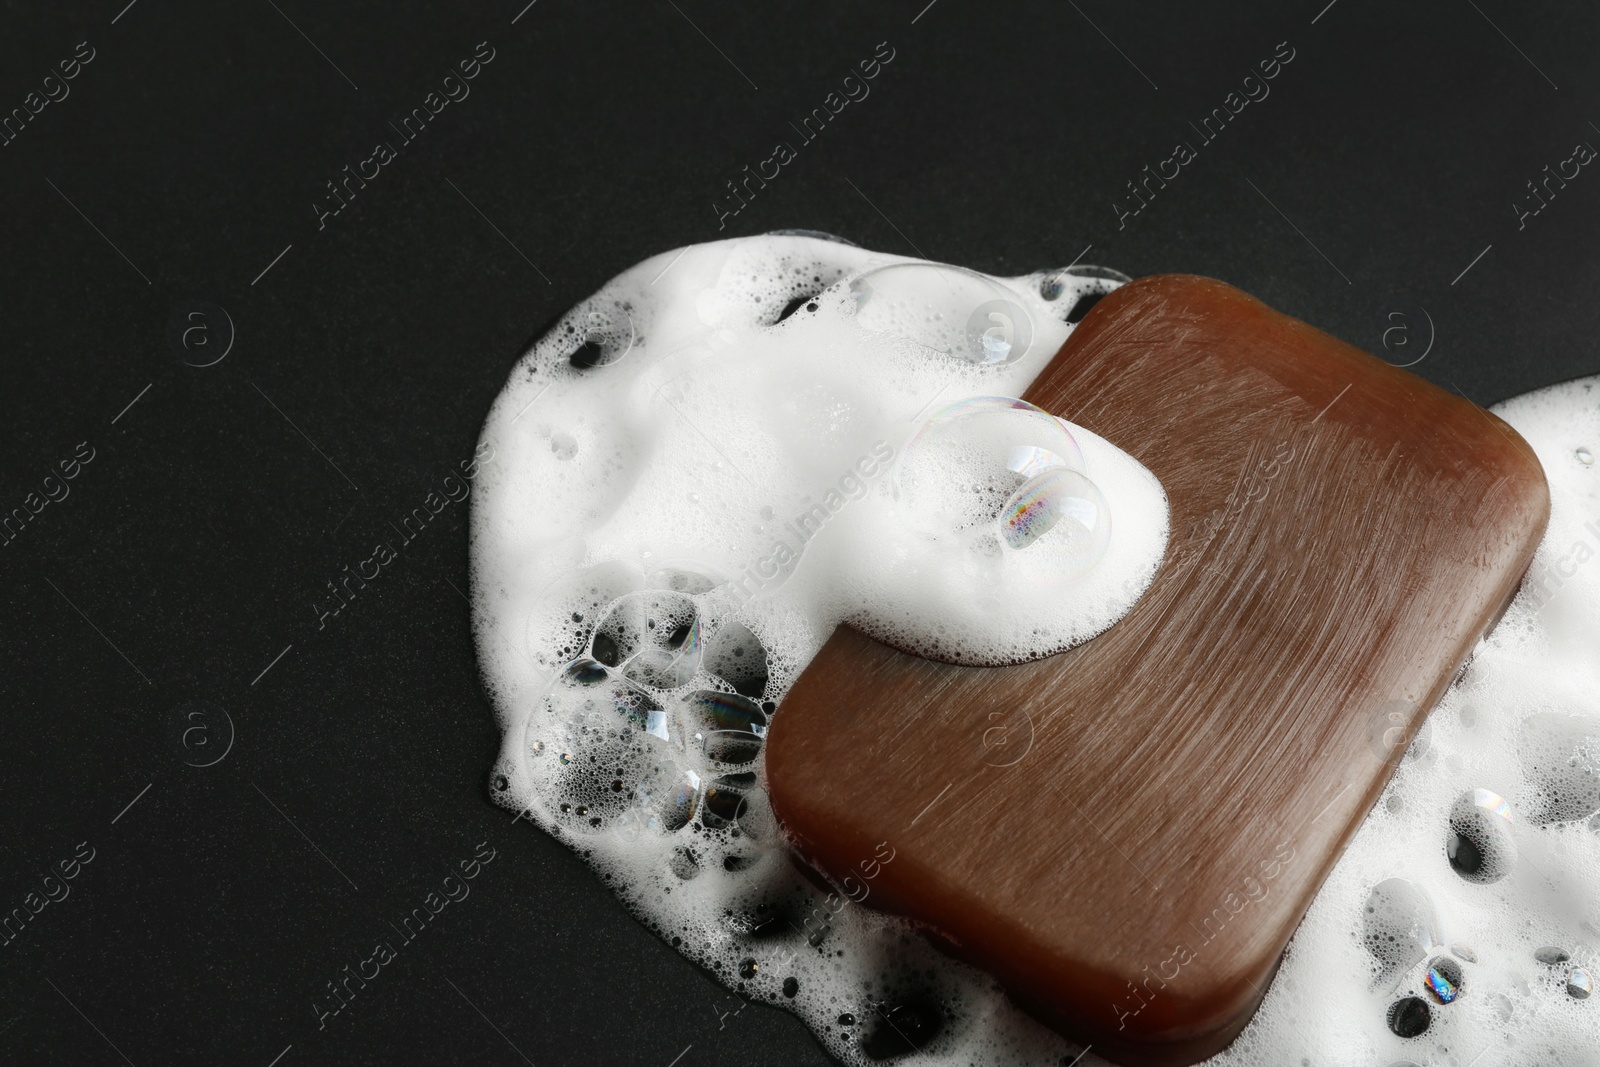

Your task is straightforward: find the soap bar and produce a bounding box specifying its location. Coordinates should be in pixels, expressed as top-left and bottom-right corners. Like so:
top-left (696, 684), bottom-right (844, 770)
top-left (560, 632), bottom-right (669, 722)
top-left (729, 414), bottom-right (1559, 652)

top-left (764, 275), bottom-right (1549, 1066)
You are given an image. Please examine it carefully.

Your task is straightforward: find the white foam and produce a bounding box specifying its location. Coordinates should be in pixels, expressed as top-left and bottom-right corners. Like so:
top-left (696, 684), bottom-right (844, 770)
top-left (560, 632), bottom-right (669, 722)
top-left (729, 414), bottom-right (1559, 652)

top-left (469, 235), bottom-right (1600, 1065)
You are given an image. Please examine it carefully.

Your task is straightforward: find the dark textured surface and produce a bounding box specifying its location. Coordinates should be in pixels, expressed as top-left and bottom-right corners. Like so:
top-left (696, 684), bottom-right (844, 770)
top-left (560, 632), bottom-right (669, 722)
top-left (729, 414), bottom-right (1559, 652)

top-left (0, 1), bottom-right (1595, 1064)
top-left (766, 275), bottom-right (1550, 1065)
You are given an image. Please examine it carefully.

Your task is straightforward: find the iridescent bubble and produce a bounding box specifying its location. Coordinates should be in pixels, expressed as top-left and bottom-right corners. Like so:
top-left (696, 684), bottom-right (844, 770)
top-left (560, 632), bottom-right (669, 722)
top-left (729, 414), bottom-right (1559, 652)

top-left (845, 264), bottom-right (1034, 365)
top-left (684, 690), bottom-right (769, 735)
top-left (998, 467), bottom-right (1111, 577)
top-left (895, 397), bottom-right (1110, 582)
top-left (685, 690), bottom-right (768, 766)
top-left (1423, 956), bottom-right (1463, 1004)
top-left (896, 397), bottom-right (1085, 536)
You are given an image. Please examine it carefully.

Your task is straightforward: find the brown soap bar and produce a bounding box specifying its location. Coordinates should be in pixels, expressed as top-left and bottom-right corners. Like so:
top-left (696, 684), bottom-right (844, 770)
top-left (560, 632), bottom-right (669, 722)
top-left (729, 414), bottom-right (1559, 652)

top-left (764, 275), bottom-right (1549, 1066)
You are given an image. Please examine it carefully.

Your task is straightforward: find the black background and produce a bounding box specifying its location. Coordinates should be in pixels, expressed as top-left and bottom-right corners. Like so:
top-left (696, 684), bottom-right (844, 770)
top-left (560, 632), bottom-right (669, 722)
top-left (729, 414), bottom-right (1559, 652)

top-left (1, 1), bottom-right (1596, 1065)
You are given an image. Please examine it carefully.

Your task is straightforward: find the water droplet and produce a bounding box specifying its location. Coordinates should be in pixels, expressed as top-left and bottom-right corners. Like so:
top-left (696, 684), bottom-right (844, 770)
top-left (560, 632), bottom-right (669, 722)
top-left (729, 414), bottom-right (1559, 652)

top-left (1569, 967), bottom-right (1593, 999)
top-left (1386, 996), bottom-right (1431, 1038)
top-left (1578, 446), bottom-right (1594, 465)
top-left (1424, 956), bottom-right (1464, 1003)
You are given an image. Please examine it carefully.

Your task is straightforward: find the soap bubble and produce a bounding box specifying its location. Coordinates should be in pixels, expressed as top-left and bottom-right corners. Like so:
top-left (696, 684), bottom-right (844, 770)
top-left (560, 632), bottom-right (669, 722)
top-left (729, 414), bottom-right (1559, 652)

top-left (998, 467), bottom-right (1110, 573)
top-left (1362, 878), bottom-right (1441, 989)
top-left (1423, 956), bottom-right (1463, 1003)
top-left (638, 762), bottom-right (701, 833)
top-left (1446, 788), bottom-right (1517, 884)
top-left (1570, 967), bottom-right (1594, 999)
top-left (846, 264), bottom-right (1034, 365)
top-left (683, 690), bottom-right (768, 766)
top-left (894, 397), bottom-right (1109, 582)
top-left (566, 301), bottom-right (636, 368)
top-left (590, 590), bottom-right (704, 690)
top-left (1386, 996), bottom-right (1431, 1038)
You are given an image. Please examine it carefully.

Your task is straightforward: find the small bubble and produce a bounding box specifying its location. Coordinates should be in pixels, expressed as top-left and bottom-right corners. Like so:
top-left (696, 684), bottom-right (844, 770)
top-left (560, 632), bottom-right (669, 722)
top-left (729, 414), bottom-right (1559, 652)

top-left (1578, 447), bottom-right (1594, 465)
top-left (1535, 946), bottom-right (1571, 965)
top-left (838, 1013), bottom-right (856, 1027)
top-left (783, 977), bottom-right (799, 998)
top-left (739, 958), bottom-right (758, 979)
top-left (1451, 942), bottom-right (1477, 963)
top-left (550, 431), bottom-right (578, 460)
top-left (493, 775), bottom-right (509, 791)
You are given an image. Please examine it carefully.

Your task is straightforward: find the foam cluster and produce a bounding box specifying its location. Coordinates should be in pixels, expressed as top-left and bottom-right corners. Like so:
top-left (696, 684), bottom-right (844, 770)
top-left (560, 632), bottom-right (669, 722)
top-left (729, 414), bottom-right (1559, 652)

top-left (468, 234), bottom-right (1599, 1065)
top-left (469, 233), bottom-right (1166, 1062)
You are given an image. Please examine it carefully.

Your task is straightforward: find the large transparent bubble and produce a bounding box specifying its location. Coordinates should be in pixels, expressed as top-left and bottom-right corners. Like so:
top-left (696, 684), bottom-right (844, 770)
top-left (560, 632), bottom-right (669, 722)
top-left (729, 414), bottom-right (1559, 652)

top-left (845, 263), bottom-right (1036, 366)
top-left (893, 396), bottom-right (1111, 584)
